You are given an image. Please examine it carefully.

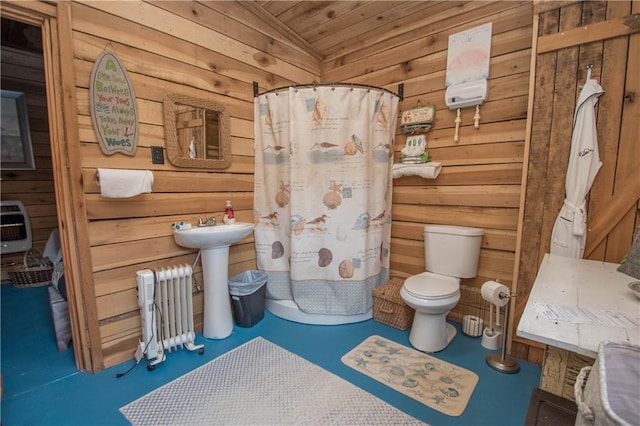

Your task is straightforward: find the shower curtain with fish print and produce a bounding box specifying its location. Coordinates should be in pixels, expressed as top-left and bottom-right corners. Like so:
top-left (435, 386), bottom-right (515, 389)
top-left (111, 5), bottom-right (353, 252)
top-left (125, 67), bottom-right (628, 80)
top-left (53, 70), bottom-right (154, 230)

top-left (254, 86), bottom-right (399, 315)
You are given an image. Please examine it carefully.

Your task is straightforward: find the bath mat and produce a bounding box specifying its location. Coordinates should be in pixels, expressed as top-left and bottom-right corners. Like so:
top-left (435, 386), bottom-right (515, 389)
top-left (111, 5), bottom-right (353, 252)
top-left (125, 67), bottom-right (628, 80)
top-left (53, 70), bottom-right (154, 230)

top-left (120, 337), bottom-right (425, 425)
top-left (341, 335), bottom-right (478, 417)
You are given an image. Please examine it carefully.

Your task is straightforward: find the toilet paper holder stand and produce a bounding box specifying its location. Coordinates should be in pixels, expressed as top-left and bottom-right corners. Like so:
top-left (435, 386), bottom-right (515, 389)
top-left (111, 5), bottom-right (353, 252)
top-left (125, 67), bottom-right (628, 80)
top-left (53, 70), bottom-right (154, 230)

top-left (485, 288), bottom-right (520, 374)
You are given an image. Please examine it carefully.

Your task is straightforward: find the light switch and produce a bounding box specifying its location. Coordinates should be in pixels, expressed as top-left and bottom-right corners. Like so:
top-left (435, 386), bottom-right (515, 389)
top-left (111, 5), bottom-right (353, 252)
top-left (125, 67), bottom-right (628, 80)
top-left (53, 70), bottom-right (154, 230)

top-left (151, 146), bottom-right (164, 164)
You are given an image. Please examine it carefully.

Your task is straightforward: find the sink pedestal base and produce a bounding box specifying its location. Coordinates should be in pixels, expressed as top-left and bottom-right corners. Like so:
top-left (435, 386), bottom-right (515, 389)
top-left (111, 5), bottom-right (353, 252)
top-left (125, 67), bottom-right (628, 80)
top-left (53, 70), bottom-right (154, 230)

top-left (172, 222), bottom-right (255, 339)
top-left (201, 246), bottom-right (233, 339)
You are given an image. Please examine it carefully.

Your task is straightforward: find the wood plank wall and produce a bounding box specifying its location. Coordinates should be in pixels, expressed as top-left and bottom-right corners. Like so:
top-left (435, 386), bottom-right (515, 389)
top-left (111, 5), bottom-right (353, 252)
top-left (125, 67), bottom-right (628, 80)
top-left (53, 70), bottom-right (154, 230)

top-left (68, 1), bottom-right (320, 368)
top-left (7, 0), bottom-right (633, 371)
top-left (12, 0), bottom-right (537, 370)
top-left (324, 2), bottom-right (534, 332)
top-left (512, 0), bottom-right (640, 364)
top-left (0, 45), bottom-right (57, 279)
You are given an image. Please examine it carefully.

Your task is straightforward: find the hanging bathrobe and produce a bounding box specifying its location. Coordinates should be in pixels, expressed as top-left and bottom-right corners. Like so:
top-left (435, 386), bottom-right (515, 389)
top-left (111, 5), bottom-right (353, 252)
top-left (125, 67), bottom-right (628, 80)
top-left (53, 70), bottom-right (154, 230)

top-left (550, 79), bottom-right (604, 258)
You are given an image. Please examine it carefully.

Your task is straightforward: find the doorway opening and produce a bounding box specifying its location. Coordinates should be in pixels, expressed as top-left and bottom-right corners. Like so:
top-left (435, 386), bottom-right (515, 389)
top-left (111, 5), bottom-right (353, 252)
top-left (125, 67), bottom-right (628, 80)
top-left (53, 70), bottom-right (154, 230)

top-left (1, 15), bottom-right (74, 360)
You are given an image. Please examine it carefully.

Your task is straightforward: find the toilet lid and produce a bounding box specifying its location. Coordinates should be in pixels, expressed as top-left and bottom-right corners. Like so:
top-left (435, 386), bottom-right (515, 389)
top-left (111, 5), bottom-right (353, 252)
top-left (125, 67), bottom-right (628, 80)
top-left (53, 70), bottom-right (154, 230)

top-left (404, 272), bottom-right (459, 299)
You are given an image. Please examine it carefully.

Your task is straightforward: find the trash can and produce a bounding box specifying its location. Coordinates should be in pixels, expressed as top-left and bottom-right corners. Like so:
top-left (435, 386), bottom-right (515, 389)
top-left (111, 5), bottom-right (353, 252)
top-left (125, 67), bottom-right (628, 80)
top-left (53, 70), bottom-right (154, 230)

top-left (228, 270), bottom-right (267, 327)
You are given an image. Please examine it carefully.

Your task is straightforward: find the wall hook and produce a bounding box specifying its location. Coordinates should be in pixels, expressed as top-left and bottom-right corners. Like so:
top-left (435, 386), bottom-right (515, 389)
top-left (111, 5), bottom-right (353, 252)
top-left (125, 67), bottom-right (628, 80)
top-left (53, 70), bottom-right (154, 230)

top-left (454, 108), bottom-right (462, 143)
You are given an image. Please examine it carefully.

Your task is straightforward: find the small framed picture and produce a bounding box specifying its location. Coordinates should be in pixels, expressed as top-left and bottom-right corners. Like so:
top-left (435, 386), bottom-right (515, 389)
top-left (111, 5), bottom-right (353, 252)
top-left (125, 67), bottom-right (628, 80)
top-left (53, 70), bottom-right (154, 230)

top-left (1, 90), bottom-right (35, 170)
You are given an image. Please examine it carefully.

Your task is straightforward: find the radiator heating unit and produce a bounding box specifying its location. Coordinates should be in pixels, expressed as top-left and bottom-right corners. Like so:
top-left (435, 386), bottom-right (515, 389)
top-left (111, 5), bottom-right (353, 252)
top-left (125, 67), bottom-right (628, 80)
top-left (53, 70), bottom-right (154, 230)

top-left (136, 265), bottom-right (204, 368)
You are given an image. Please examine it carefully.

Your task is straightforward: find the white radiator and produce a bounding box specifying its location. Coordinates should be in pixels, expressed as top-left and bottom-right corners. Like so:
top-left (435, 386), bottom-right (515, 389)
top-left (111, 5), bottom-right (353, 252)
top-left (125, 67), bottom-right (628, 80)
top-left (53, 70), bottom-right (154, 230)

top-left (136, 265), bottom-right (204, 368)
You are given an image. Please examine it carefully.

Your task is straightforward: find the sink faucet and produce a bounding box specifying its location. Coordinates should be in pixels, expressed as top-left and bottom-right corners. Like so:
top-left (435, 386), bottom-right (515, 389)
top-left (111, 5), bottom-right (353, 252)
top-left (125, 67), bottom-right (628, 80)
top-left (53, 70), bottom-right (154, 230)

top-left (198, 216), bottom-right (217, 227)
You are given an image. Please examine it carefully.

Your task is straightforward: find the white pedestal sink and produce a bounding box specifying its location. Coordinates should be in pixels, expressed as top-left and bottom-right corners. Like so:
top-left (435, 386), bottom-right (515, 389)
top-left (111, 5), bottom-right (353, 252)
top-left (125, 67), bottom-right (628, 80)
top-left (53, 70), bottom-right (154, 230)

top-left (173, 222), bottom-right (255, 339)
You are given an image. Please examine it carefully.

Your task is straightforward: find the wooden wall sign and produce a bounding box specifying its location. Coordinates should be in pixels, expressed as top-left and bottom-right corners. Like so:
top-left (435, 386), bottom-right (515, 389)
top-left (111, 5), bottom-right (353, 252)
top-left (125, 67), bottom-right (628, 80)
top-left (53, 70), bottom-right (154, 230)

top-left (90, 50), bottom-right (138, 156)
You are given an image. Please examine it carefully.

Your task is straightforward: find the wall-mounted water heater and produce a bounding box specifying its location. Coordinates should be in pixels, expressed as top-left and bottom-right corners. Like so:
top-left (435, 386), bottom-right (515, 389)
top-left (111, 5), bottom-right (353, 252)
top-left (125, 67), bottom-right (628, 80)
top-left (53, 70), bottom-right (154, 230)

top-left (1, 200), bottom-right (32, 255)
top-left (445, 79), bottom-right (488, 110)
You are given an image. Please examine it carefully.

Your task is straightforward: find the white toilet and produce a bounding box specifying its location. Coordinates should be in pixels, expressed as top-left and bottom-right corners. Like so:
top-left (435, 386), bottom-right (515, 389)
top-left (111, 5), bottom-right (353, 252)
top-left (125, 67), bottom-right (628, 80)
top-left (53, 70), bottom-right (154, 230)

top-left (400, 224), bottom-right (483, 353)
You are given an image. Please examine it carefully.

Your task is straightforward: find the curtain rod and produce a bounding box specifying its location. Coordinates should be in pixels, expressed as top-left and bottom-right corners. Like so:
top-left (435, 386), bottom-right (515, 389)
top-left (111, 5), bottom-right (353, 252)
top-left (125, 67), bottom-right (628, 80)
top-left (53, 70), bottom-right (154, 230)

top-left (253, 82), bottom-right (404, 101)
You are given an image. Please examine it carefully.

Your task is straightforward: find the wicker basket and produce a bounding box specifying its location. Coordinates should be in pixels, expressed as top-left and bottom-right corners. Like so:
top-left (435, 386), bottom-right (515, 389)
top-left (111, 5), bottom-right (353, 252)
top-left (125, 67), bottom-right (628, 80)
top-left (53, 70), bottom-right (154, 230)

top-left (372, 277), bottom-right (414, 330)
top-left (9, 249), bottom-right (53, 288)
top-left (574, 341), bottom-right (640, 425)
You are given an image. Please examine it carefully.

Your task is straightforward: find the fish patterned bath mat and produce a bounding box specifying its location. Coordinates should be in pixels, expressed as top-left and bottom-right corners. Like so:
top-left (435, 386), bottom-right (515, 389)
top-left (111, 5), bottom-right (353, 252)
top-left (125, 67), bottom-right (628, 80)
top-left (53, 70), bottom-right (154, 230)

top-left (341, 335), bottom-right (478, 416)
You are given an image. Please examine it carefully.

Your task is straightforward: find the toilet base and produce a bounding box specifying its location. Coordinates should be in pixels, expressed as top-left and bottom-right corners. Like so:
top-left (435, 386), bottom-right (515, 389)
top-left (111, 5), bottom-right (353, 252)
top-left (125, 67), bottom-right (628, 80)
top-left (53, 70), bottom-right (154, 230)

top-left (408, 312), bottom-right (457, 353)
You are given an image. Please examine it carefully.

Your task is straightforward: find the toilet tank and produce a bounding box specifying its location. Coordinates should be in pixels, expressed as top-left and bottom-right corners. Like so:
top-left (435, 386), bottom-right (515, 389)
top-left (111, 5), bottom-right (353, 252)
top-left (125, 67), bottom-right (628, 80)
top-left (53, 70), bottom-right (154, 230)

top-left (423, 225), bottom-right (483, 278)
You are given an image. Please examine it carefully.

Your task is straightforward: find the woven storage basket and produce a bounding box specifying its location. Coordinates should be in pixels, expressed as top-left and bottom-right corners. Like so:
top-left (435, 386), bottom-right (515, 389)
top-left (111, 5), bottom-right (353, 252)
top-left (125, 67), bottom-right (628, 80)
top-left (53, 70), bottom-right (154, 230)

top-left (9, 249), bottom-right (53, 288)
top-left (574, 341), bottom-right (640, 426)
top-left (372, 277), bottom-right (414, 330)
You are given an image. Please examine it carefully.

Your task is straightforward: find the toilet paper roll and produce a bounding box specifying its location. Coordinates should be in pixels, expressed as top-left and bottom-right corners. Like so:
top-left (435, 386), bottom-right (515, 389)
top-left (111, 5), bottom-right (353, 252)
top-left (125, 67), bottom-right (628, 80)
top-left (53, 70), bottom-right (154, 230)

top-left (481, 280), bottom-right (510, 307)
top-left (462, 315), bottom-right (484, 337)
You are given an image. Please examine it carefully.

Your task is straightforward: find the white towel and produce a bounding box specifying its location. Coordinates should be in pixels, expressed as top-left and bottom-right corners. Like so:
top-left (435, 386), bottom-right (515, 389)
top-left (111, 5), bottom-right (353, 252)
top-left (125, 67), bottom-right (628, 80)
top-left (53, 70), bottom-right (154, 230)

top-left (392, 162), bottom-right (442, 179)
top-left (43, 229), bottom-right (62, 265)
top-left (96, 168), bottom-right (154, 198)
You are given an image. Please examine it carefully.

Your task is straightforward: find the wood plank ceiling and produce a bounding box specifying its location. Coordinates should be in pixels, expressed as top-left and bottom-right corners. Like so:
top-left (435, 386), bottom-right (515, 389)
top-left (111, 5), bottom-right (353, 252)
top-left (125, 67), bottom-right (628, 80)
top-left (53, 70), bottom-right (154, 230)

top-left (239, 1), bottom-right (471, 60)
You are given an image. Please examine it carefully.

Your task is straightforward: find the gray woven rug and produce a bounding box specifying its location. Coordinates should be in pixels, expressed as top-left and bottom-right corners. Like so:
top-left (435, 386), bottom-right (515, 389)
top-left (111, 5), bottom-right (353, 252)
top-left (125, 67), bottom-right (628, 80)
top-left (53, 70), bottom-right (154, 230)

top-left (120, 337), bottom-right (425, 425)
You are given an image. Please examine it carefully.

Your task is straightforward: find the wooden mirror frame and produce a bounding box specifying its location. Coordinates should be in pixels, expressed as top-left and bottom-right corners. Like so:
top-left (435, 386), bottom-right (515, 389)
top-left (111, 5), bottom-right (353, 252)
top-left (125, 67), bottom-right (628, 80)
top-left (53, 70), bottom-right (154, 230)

top-left (163, 94), bottom-right (231, 169)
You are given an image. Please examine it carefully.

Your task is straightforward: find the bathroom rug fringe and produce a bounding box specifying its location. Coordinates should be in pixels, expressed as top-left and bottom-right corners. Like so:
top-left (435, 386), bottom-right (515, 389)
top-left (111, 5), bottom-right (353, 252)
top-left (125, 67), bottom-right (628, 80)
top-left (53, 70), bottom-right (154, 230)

top-left (341, 335), bottom-right (478, 417)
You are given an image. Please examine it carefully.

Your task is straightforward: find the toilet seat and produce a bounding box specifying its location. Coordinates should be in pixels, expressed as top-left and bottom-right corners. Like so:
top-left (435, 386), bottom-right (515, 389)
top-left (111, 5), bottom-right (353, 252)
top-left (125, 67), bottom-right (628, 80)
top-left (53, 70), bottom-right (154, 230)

top-left (404, 272), bottom-right (459, 300)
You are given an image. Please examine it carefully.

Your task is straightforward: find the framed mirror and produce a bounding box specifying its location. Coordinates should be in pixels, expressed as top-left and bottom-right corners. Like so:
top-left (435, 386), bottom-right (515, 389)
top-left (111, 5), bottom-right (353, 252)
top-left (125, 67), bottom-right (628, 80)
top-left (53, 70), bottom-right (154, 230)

top-left (163, 94), bottom-right (231, 169)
